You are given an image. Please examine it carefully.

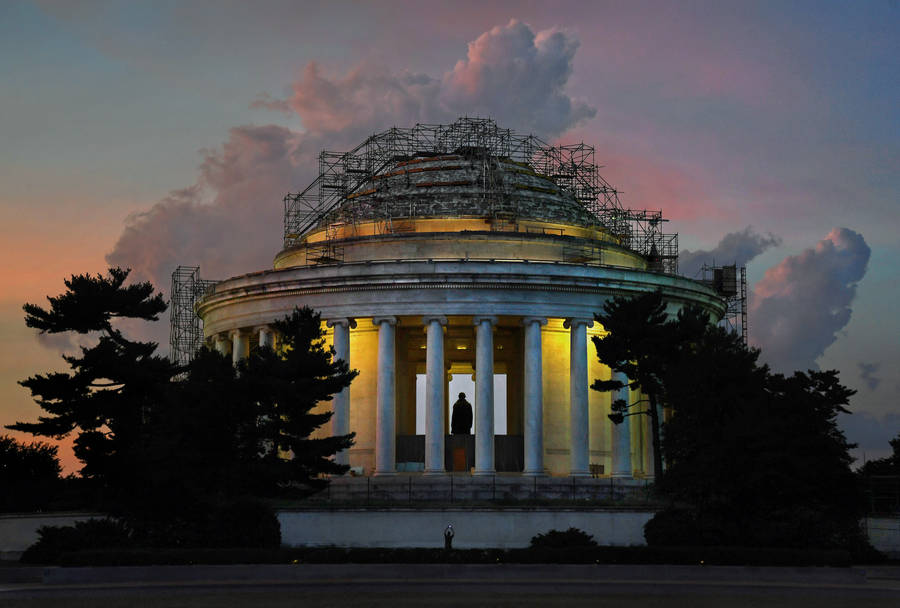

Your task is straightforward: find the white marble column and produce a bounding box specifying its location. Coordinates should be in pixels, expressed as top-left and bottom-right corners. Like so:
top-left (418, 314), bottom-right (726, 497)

top-left (473, 315), bottom-right (498, 476)
top-left (611, 370), bottom-right (632, 478)
top-left (565, 317), bottom-right (593, 477)
top-left (214, 333), bottom-right (231, 357)
top-left (423, 315), bottom-right (447, 475)
top-left (522, 317), bottom-right (547, 476)
top-left (230, 329), bottom-right (249, 366)
top-left (373, 316), bottom-right (397, 476)
top-left (657, 402), bottom-right (665, 473)
top-left (644, 412), bottom-right (655, 480)
top-left (327, 318), bottom-right (356, 466)
top-left (257, 325), bottom-right (275, 350)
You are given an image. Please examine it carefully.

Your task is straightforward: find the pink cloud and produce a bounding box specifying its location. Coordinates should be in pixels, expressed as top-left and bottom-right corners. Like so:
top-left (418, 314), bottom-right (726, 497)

top-left (751, 228), bottom-right (870, 372)
top-left (440, 20), bottom-right (595, 134)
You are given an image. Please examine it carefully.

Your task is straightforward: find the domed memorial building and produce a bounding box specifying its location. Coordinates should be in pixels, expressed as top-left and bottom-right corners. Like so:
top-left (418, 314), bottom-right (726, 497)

top-left (171, 118), bottom-right (724, 480)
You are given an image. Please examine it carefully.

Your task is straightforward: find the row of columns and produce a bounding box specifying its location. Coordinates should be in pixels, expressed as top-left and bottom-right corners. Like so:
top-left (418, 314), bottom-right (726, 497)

top-left (370, 315), bottom-right (624, 477)
top-left (213, 326), bottom-right (276, 365)
top-left (215, 316), bottom-right (643, 478)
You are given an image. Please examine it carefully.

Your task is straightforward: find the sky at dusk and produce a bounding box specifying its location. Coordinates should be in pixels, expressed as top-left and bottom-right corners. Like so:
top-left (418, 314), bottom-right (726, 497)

top-left (2, 0), bottom-right (898, 473)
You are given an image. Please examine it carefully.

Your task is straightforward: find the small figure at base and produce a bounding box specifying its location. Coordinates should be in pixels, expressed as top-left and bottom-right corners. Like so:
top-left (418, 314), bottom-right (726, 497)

top-left (444, 524), bottom-right (454, 550)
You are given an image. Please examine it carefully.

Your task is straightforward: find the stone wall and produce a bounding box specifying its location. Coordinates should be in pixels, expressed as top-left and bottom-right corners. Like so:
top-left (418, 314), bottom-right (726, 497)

top-left (0, 512), bottom-right (98, 560)
top-left (865, 517), bottom-right (900, 558)
top-left (279, 507), bottom-right (655, 549)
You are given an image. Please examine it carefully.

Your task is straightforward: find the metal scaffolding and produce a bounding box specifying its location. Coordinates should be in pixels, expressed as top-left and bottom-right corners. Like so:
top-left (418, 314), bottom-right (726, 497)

top-left (284, 117), bottom-right (678, 273)
top-left (169, 266), bottom-right (218, 366)
top-left (701, 264), bottom-right (748, 344)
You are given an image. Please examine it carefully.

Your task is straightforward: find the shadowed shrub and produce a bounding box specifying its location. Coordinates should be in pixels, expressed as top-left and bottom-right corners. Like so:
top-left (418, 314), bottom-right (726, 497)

top-left (21, 518), bottom-right (133, 564)
top-left (530, 527), bottom-right (598, 549)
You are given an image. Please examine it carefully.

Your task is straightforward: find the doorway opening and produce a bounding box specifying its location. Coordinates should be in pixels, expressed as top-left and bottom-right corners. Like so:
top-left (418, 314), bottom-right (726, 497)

top-left (415, 373), bottom-right (507, 435)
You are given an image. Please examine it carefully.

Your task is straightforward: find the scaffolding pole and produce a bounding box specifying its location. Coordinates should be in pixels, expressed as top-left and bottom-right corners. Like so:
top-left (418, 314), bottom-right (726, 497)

top-left (169, 266), bottom-right (218, 366)
top-left (701, 263), bottom-right (749, 344)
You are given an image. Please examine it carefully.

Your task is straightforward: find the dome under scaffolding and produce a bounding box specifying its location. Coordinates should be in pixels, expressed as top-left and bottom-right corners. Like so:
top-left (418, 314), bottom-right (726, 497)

top-left (283, 117), bottom-right (678, 272)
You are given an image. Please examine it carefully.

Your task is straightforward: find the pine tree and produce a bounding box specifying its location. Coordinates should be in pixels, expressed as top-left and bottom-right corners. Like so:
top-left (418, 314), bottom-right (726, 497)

top-left (239, 306), bottom-right (357, 494)
top-left (8, 268), bottom-right (176, 486)
top-left (593, 293), bottom-right (865, 550)
top-left (591, 291), bottom-right (671, 477)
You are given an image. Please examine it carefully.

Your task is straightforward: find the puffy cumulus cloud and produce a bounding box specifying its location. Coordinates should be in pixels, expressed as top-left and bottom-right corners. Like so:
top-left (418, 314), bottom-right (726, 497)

top-left (285, 63), bottom-right (446, 138)
top-left (750, 228), bottom-right (870, 373)
top-left (679, 227), bottom-right (781, 279)
top-left (105, 20), bottom-right (595, 348)
top-left (258, 20), bottom-right (594, 139)
top-left (106, 124), bottom-right (308, 299)
top-left (441, 20), bottom-right (595, 137)
top-left (858, 362), bottom-right (881, 391)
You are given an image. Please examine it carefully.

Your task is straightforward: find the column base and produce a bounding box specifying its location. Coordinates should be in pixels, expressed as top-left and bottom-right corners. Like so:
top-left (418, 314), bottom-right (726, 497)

top-left (611, 472), bottom-right (633, 479)
top-left (373, 471), bottom-right (397, 477)
top-left (422, 470), bottom-right (447, 477)
top-left (569, 471), bottom-right (591, 478)
top-left (521, 470), bottom-right (547, 477)
top-left (472, 470), bottom-right (495, 477)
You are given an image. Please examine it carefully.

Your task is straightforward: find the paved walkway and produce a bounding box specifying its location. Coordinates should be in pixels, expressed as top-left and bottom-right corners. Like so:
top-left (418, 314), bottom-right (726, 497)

top-left (2, 564), bottom-right (899, 607)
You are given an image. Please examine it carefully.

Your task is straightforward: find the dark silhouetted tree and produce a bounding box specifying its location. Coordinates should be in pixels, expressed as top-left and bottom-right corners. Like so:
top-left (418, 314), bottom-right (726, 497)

top-left (8, 268), bottom-right (176, 490)
top-left (0, 435), bottom-right (61, 512)
top-left (239, 306), bottom-right (357, 493)
top-left (592, 292), bottom-right (865, 550)
top-left (591, 292), bottom-right (672, 477)
top-left (11, 272), bottom-right (356, 544)
top-left (859, 433), bottom-right (900, 476)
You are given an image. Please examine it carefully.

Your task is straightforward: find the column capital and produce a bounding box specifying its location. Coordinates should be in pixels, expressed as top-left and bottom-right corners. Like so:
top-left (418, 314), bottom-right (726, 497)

top-left (521, 316), bottom-right (548, 327)
top-left (372, 316), bottom-right (397, 326)
top-left (228, 328), bottom-right (250, 339)
top-left (253, 324), bottom-right (272, 333)
top-left (472, 315), bottom-right (499, 326)
top-left (422, 315), bottom-right (448, 326)
top-left (214, 332), bottom-right (230, 343)
top-left (327, 317), bottom-right (357, 329)
top-left (563, 317), bottom-right (594, 329)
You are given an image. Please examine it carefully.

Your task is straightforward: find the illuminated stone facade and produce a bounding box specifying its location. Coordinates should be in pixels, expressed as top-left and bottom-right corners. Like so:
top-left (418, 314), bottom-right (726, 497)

top-left (197, 143), bottom-right (724, 478)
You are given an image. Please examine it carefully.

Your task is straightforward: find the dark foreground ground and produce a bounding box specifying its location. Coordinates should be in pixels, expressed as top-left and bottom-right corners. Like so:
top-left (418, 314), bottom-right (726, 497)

top-left (2, 564), bottom-right (900, 607)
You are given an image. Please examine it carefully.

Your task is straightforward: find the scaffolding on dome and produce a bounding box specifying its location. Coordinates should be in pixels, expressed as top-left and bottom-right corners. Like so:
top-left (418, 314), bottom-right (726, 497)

top-left (701, 264), bottom-right (748, 344)
top-left (169, 266), bottom-right (218, 366)
top-left (283, 117), bottom-right (678, 273)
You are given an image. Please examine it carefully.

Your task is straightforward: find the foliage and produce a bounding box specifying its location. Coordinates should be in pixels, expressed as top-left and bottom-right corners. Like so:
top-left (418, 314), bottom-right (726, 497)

top-left (591, 292), bottom-right (673, 477)
top-left (592, 292), bottom-right (866, 551)
top-left (112, 308), bottom-right (355, 542)
top-left (643, 509), bottom-right (712, 547)
top-left (239, 307), bottom-right (358, 492)
top-left (859, 433), bottom-right (900, 476)
top-left (20, 518), bottom-right (134, 564)
top-left (123, 347), bottom-right (257, 524)
top-left (204, 498), bottom-right (282, 548)
top-left (530, 527), bottom-right (598, 549)
top-left (8, 268), bottom-right (177, 488)
top-left (11, 269), bottom-right (356, 549)
top-left (0, 434), bottom-right (61, 511)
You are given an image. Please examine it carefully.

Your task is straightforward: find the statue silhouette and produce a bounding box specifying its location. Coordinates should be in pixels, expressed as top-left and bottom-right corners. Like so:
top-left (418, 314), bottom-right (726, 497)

top-left (451, 392), bottom-right (473, 435)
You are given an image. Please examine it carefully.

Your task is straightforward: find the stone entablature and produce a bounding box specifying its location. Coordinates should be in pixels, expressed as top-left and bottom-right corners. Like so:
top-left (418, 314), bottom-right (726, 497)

top-left (198, 259), bottom-right (723, 338)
